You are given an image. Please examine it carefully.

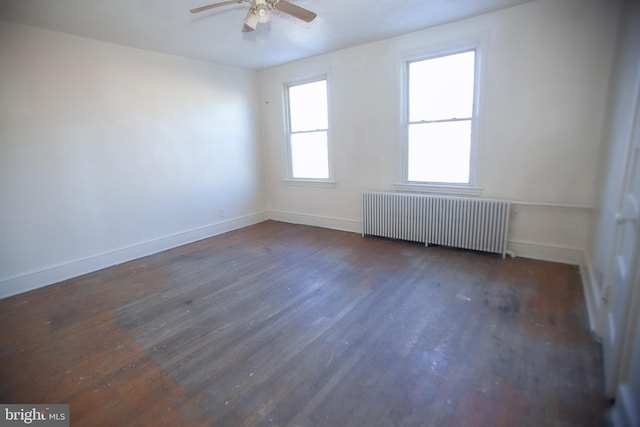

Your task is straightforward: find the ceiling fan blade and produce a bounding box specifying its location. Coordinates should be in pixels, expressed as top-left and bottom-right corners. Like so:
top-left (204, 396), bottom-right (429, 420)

top-left (273, 1), bottom-right (317, 22)
top-left (190, 0), bottom-right (242, 14)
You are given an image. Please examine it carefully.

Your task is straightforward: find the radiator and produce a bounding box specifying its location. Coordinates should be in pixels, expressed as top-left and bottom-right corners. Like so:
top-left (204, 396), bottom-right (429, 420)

top-left (362, 192), bottom-right (511, 258)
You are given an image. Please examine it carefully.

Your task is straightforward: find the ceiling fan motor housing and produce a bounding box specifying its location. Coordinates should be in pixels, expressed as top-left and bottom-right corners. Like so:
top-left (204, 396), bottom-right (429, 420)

top-left (256, 4), bottom-right (272, 23)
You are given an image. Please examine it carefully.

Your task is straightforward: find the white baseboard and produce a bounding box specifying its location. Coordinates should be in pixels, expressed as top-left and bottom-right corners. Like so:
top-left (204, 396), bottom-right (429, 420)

top-left (268, 210), bottom-right (361, 234)
top-left (269, 213), bottom-right (587, 265)
top-left (609, 383), bottom-right (640, 427)
top-left (506, 239), bottom-right (584, 265)
top-left (0, 211), bottom-right (269, 300)
top-left (0, 212), bottom-right (593, 303)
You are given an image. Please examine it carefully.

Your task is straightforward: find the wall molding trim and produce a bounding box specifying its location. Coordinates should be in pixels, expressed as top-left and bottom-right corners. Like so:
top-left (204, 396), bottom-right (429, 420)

top-left (510, 200), bottom-right (593, 210)
top-left (0, 211), bottom-right (269, 300)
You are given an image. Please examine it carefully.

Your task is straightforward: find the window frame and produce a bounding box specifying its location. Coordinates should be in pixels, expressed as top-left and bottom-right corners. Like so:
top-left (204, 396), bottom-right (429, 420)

top-left (399, 41), bottom-right (483, 194)
top-left (283, 75), bottom-right (334, 184)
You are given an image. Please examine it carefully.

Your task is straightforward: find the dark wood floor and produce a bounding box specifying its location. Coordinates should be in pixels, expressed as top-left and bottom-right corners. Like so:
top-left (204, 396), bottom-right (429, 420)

top-left (0, 220), bottom-right (605, 426)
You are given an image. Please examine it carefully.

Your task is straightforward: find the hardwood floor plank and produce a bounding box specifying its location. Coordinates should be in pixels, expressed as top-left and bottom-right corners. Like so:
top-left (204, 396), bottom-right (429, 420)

top-left (0, 221), bottom-right (604, 426)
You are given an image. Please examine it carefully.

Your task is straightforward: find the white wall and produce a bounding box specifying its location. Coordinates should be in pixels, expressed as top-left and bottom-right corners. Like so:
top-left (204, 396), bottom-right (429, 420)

top-left (260, 0), bottom-right (620, 265)
top-left (0, 21), bottom-right (267, 298)
top-left (0, 0), bottom-right (623, 299)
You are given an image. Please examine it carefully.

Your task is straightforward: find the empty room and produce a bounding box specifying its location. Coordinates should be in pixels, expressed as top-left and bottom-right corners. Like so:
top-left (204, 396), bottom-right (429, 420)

top-left (1, 0), bottom-right (639, 426)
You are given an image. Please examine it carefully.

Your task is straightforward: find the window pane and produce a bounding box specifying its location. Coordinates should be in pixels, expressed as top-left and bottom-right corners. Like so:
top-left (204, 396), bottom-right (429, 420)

top-left (288, 80), bottom-right (328, 132)
top-left (407, 121), bottom-right (471, 183)
top-left (290, 131), bottom-right (329, 179)
top-left (409, 51), bottom-right (475, 122)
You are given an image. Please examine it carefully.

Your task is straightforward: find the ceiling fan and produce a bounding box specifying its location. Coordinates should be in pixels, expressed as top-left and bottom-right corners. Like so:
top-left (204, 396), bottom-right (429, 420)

top-left (190, 0), bottom-right (317, 32)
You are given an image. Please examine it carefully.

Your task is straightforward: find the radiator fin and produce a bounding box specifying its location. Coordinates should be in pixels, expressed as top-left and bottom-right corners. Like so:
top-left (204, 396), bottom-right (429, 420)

top-left (362, 192), bottom-right (510, 257)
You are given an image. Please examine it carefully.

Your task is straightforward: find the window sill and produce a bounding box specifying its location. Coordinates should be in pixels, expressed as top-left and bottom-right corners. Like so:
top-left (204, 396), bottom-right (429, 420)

top-left (393, 183), bottom-right (483, 196)
top-left (283, 179), bottom-right (337, 188)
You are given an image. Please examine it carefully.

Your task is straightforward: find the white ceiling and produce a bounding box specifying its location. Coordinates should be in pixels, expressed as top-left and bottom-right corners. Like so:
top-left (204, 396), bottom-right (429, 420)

top-left (0, 0), bottom-right (535, 70)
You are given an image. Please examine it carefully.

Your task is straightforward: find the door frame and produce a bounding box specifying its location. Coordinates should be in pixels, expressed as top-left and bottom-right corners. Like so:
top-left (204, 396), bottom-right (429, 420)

top-left (601, 53), bottom-right (640, 398)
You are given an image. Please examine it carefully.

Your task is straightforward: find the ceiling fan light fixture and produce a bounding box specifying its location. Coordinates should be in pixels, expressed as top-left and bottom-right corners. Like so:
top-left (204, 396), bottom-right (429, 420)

top-left (244, 8), bottom-right (258, 30)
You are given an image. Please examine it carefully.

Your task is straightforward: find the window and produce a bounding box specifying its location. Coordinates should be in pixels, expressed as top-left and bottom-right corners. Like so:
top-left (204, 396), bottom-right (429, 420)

top-left (285, 78), bottom-right (331, 181)
top-left (405, 50), bottom-right (477, 185)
